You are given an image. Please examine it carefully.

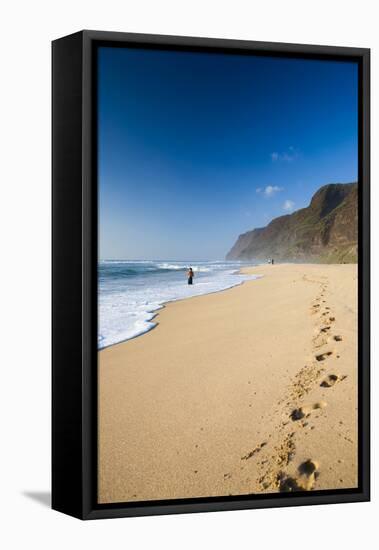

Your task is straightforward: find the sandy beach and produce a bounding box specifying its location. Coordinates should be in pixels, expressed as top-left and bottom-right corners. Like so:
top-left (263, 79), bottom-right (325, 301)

top-left (98, 263), bottom-right (358, 503)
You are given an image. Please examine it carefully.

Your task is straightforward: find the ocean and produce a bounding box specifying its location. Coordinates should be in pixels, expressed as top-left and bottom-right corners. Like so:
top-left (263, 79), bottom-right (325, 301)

top-left (98, 260), bottom-right (259, 349)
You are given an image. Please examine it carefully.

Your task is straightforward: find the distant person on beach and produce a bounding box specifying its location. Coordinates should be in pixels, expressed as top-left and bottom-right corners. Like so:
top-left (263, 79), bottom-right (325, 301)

top-left (187, 267), bottom-right (194, 285)
top-left (271, 258), bottom-right (275, 265)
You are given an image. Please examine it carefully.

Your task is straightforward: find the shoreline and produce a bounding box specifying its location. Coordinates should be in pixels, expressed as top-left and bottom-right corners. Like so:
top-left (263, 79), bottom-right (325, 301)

top-left (98, 263), bottom-right (357, 503)
top-left (98, 264), bottom-right (261, 350)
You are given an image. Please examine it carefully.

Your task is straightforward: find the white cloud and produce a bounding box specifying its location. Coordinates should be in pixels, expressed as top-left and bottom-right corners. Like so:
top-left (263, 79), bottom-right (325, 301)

top-left (257, 185), bottom-right (283, 197)
top-left (283, 199), bottom-right (295, 211)
top-left (271, 147), bottom-right (299, 162)
top-left (265, 185), bottom-right (282, 197)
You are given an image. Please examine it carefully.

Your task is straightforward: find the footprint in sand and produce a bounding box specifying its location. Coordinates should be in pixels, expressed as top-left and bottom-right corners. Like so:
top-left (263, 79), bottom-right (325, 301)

top-left (322, 317), bottom-right (335, 326)
top-left (313, 338), bottom-right (328, 349)
top-left (290, 402), bottom-right (327, 421)
top-left (320, 374), bottom-right (347, 388)
top-left (298, 459), bottom-right (319, 489)
top-left (315, 351), bottom-right (333, 362)
top-left (333, 335), bottom-right (343, 342)
top-left (241, 441), bottom-right (268, 460)
top-left (279, 459), bottom-right (319, 492)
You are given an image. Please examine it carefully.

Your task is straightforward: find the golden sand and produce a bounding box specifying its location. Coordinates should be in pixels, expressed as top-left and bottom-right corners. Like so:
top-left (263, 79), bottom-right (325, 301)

top-left (98, 264), bottom-right (358, 503)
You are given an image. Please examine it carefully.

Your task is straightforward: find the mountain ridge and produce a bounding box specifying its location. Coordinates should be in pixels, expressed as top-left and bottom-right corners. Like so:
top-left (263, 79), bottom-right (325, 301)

top-left (226, 182), bottom-right (358, 263)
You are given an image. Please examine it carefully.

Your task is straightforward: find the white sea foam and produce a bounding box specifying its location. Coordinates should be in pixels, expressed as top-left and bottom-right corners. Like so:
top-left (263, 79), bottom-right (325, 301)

top-left (98, 260), bottom-right (259, 349)
top-left (157, 263), bottom-right (186, 270)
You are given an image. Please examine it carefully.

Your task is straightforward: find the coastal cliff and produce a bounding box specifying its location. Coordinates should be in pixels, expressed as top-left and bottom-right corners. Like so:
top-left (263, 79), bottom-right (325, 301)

top-left (226, 183), bottom-right (358, 263)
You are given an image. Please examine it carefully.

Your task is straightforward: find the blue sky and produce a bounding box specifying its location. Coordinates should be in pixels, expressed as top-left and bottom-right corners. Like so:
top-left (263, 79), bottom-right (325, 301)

top-left (98, 47), bottom-right (358, 260)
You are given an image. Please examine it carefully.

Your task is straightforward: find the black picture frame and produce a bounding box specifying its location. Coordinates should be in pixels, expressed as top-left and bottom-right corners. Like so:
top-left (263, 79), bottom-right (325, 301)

top-left (52, 30), bottom-right (370, 520)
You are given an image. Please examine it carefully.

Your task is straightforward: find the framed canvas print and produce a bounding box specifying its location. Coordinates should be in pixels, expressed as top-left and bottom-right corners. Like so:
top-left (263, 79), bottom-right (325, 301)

top-left (52, 30), bottom-right (370, 519)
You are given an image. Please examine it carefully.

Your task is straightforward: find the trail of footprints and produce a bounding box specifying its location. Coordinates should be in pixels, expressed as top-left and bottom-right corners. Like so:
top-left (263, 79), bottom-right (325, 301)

top-left (230, 275), bottom-right (347, 493)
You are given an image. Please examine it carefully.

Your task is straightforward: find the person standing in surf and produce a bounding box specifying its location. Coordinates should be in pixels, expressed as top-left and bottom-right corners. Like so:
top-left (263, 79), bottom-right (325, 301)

top-left (187, 267), bottom-right (194, 285)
